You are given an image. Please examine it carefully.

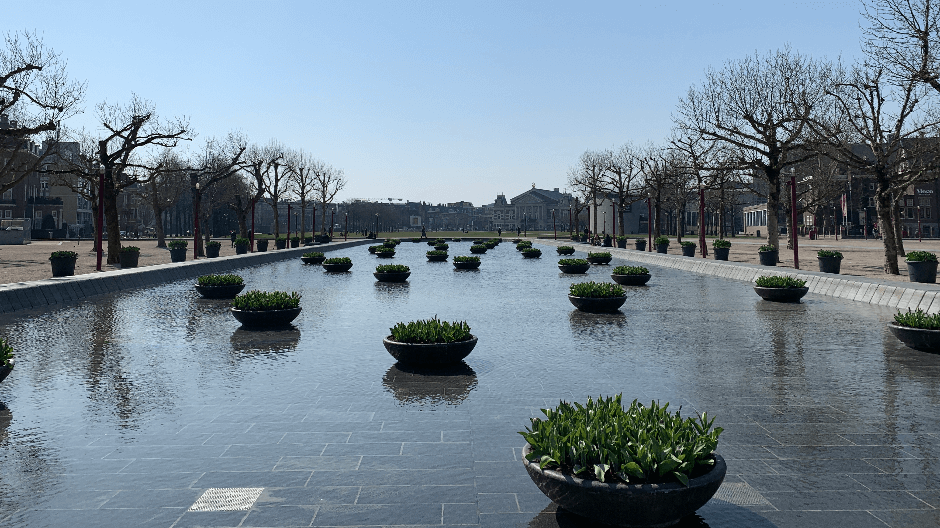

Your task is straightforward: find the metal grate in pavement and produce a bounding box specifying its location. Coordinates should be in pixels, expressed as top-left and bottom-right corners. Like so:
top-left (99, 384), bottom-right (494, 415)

top-left (188, 487), bottom-right (264, 512)
top-left (714, 482), bottom-right (772, 506)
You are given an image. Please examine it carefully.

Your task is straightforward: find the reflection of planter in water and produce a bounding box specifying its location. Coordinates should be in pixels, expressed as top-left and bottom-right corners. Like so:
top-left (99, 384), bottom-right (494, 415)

top-left (230, 328), bottom-right (300, 355)
top-left (231, 307), bottom-right (302, 328)
top-left (374, 271), bottom-right (411, 282)
top-left (382, 362), bottom-right (477, 406)
top-left (195, 283), bottom-right (245, 299)
top-left (753, 286), bottom-right (808, 303)
top-left (382, 336), bottom-right (477, 366)
top-left (522, 444), bottom-right (726, 528)
top-left (558, 263), bottom-right (590, 274)
top-left (888, 323), bottom-right (940, 352)
top-left (0, 359), bottom-right (14, 384)
top-left (568, 295), bottom-right (627, 313)
top-left (610, 273), bottom-right (651, 286)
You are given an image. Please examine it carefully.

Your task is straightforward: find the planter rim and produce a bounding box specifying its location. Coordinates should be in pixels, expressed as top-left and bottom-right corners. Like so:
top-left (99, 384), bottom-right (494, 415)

top-left (888, 322), bottom-right (940, 334)
top-left (568, 294), bottom-right (627, 301)
top-left (611, 273), bottom-right (650, 277)
top-left (383, 335), bottom-right (477, 347)
top-left (231, 307), bottom-right (301, 314)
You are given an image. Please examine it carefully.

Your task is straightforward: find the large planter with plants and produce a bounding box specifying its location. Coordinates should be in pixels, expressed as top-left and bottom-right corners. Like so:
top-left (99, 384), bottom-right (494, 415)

top-left (516, 241), bottom-right (533, 251)
top-left (256, 239), bottom-right (269, 252)
top-left (290, 236), bottom-right (300, 248)
top-left (520, 396), bottom-right (725, 528)
top-left (120, 246), bottom-right (140, 268)
top-left (235, 238), bottom-right (250, 254)
top-left (48, 251), bottom-right (78, 277)
top-left (556, 246), bottom-right (576, 256)
top-left (205, 241), bottom-right (221, 258)
top-left (753, 276), bottom-right (808, 302)
top-left (758, 245), bottom-right (778, 266)
top-left (322, 257), bottom-right (353, 272)
top-left (654, 236), bottom-right (669, 254)
top-left (382, 318), bottom-right (477, 366)
top-left (586, 252), bottom-right (612, 265)
top-left (616, 236), bottom-right (627, 249)
top-left (817, 250), bottom-right (843, 274)
top-left (195, 274), bottom-right (245, 299)
top-left (453, 256), bottom-right (481, 270)
top-left (889, 309), bottom-right (940, 351)
top-left (0, 338), bottom-right (14, 385)
top-left (230, 290), bottom-right (302, 328)
top-left (275, 237), bottom-right (287, 250)
top-left (680, 242), bottom-right (696, 257)
top-left (558, 258), bottom-right (590, 274)
top-left (301, 252), bottom-right (326, 265)
top-left (426, 250), bottom-right (448, 262)
top-left (712, 239), bottom-right (730, 261)
top-left (610, 265), bottom-right (651, 286)
top-left (470, 244), bottom-right (487, 254)
top-left (375, 247), bottom-right (396, 258)
top-left (906, 251), bottom-right (938, 283)
top-left (634, 239), bottom-right (646, 251)
top-left (602, 235), bottom-right (613, 247)
top-left (568, 282), bottom-right (627, 313)
top-left (368, 244), bottom-right (381, 254)
top-left (168, 241), bottom-right (188, 262)
top-left (522, 248), bottom-right (542, 259)
top-left (374, 264), bottom-right (411, 282)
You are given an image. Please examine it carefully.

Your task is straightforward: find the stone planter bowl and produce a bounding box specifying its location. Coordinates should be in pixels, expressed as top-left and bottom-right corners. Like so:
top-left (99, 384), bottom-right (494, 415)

top-left (656, 244), bottom-right (669, 254)
top-left (322, 262), bottom-right (353, 272)
top-left (758, 250), bottom-right (778, 266)
top-left (205, 245), bottom-right (221, 258)
top-left (0, 359), bottom-right (14, 384)
top-left (195, 283), bottom-right (245, 299)
top-left (522, 444), bottom-right (726, 528)
top-left (235, 244), bottom-right (249, 255)
top-left (558, 263), bottom-right (590, 274)
top-left (373, 271), bottom-right (411, 283)
top-left (120, 251), bottom-right (140, 268)
top-left (634, 240), bottom-right (646, 251)
top-left (382, 336), bottom-right (478, 367)
top-left (753, 286), bottom-right (809, 303)
top-left (568, 294), bottom-right (627, 313)
top-left (427, 254), bottom-right (448, 262)
top-left (522, 252), bottom-right (541, 259)
top-left (301, 255), bottom-right (326, 265)
top-left (231, 307), bottom-right (302, 328)
top-left (50, 256), bottom-right (77, 277)
top-left (169, 248), bottom-right (187, 263)
top-left (611, 274), bottom-right (651, 286)
top-left (713, 247), bottom-right (730, 261)
top-left (818, 256), bottom-right (842, 274)
top-left (470, 246), bottom-right (487, 254)
top-left (256, 240), bottom-right (269, 252)
top-left (453, 260), bottom-right (481, 270)
top-left (907, 260), bottom-right (938, 283)
top-left (557, 247), bottom-right (575, 255)
top-left (681, 245), bottom-right (696, 257)
top-left (586, 255), bottom-right (612, 265)
top-left (375, 251), bottom-right (396, 258)
top-left (888, 323), bottom-right (940, 352)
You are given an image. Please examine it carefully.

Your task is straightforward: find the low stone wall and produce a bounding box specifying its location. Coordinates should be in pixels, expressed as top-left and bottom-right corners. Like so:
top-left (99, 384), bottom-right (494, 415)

top-left (0, 240), bottom-right (372, 314)
top-left (537, 239), bottom-right (940, 314)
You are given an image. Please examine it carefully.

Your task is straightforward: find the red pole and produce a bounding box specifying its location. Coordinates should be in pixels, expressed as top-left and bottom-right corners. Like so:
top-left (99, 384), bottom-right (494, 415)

top-left (791, 175), bottom-right (799, 270)
top-left (568, 207), bottom-right (572, 236)
top-left (287, 204), bottom-right (291, 241)
top-left (647, 197), bottom-right (652, 252)
top-left (699, 186), bottom-right (707, 258)
top-left (553, 209), bottom-right (556, 240)
top-left (330, 209), bottom-right (335, 238)
top-left (192, 181), bottom-right (199, 260)
top-left (919, 206), bottom-right (922, 242)
top-left (250, 200), bottom-right (255, 252)
top-left (96, 167), bottom-right (104, 271)
top-left (312, 206), bottom-right (316, 240)
top-left (344, 212), bottom-right (348, 241)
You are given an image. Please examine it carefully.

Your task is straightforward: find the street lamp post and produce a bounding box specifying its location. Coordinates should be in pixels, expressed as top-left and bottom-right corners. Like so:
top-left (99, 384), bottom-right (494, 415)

top-left (344, 212), bottom-right (348, 241)
top-left (250, 199), bottom-right (255, 252)
top-left (790, 175), bottom-right (799, 269)
top-left (191, 174), bottom-right (201, 260)
top-left (699, 183), bottom-right (707, 258)
top-left (287, 203), bottom-right (291, 242)
top-left (568, 206), bottom-right (572, 236)
top-left (646, 193), bottom-right (652, 252)
top-left (330, 207), bottom-right (335, 238)
top-left (603, 210), bottom-right (606, 236)
top-left (524, 213), bottom-right (527, 237)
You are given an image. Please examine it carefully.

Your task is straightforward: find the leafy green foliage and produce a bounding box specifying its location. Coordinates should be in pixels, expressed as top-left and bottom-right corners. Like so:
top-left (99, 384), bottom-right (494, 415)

top-left (0, 337), bottom-right (13, 368)
top-left (754, 275), bottom-right (806, 288)
top-left (612, 265), bottom-right (649, 275)
top-left (323, 257), bottom-right (352, 265)
top-left (302, 252), bottom-right (324, 258)
top-left (375, 247), bottom-right (396, 254)
top-left (519, 395), bottom-right (722, 486)
top-left (817, 250), bottom-right (843, 259)
top-left (434, 238), bottom-right (447, 244)
top-left (231, 290), bottom-right (301, 311)
top-left (894, 308), bottom-right (940, 329)
top-left (516, 241), bottom-right (533, 249)
top-left (558, 258), bottom-right (589, 266)
top-left (49, 251), bottom-right (78, 260)
top-left (383, 241), bottom-right (397, 248)
top-left (368, 244), bottom-right (383, 253)
top-left (121, 246), bottom-right (141, 253)
top-left (907, 251), bottom-right (938, 262)
top-left (198, 274), bottom-right (244, 286)
top-left (410, 238), bottom-right (422, 242)
top-left (557, 246), bottom-right (575, 252)
top-left (389, 317), bottom-right (472, 344)
top-left (484, 241), bottom-right (497, 248)
top-left (679, 241), bottom-right (696, 247)
top-left (471, 244), bottom-right (487, 251)
top-left (569, 281), bottom-right (625, 298)
top-left (376, 264), bottom-right (410, 273)
top-left (291, 236), bottom-right (300, 242)
top-left (522, 248), bottom-right (542, 256)
top-left (587, 252), bottom-right (611, 258)
top-left (654, 236), bottom-right (670, 245)
top-left (453, 256), bottom-right (480, 263)
top-left (712, 239), bottom-right (731, 249)
top-left (616, 236), bottom-right (627, 241)
top-left (758, 244), bottom-right (777, 252)
top-left (235, 237), bottom-right (250, 246)
top-left (205, 241), bottom-right (221, 249)
top-left (426, 250), bottom-right (448, 256)
top-left (435, 243), bottom-right (450, 250)
top-left (276, 236), bottom-right (287, 241)
top-left (389, 239), bottom-right (401, 245)
top-left (167, 240), bottom-right (188, 249)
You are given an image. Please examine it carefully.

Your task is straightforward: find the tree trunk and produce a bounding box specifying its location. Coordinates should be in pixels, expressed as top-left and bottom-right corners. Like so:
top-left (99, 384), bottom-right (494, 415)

top-left (893, 194), bottom-right (906, 257)
top-left (299, 199), bottom-right (306, 240)
top-left (271, 200), bottom-right (280, 238)
top-left (877, 187), bottom-right (900, 274)
top-left (153, 204), bottom-right (167, 247)
top-left (766, 169), bottom-right (781, 251)
top-left (653, 197), bottom-right (662, 238)
top-left (103, 176), bottom-right (121, 265)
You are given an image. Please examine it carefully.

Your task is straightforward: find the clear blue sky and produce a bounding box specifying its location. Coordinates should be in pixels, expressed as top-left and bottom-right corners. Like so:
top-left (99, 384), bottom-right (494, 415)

top-left (11, 0), bottom-right (864, 206)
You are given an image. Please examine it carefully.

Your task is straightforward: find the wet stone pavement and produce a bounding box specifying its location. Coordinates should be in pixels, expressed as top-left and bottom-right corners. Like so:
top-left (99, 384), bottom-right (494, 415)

top-left (0, 240), bottom-right (939, 527)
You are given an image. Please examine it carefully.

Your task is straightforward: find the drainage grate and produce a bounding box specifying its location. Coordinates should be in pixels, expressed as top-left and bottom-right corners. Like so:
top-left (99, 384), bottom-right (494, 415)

top-left (713, 482), bottom-right (771, 506)
top-left (188, 488), bottom-right (264, 512)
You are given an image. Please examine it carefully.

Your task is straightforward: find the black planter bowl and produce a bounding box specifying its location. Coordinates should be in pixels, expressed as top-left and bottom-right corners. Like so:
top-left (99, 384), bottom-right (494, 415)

top-left (382, 336), bottom-right (478, 367)
top-left (120, 251), bottom-right (140, 268)
top-left (586, 256), bottom-right (612, 265)
top-left (557, 247), bottom-right (576, 255)
top-left (656, 244), bottom-right (668, 254)
top-left (373, 271), bottom-right (411, 282)
top-left (169, 248), bottom-right (187, 263)
top-left (470, 247), bottom-right (487, 254)
top-left (231, 307), bottom-right (302, 328)
top-left (758, 250), bottom-right (778, 266)
top-left (322, 262), bottom-right (353, 272)
top-left (522, 252), bottom-right (541, 259)
top-left (427, 254), bottom-right (448, 262)
top-left (611, 273), bottom-right (651, 286)
top-left (907, 260), bottom-right (938, 283)
top-left (453, 261), bottom-right (481, 270)
top-left (301, 255), bottom-right (326, 265)
top-left (235, 244), bottom-right (249, 255)
top-left (568, 294), bottom-right (627, 313)
top-left (753, 286), bottom-right (809, 302)
top-left (713, 247), bottom-right (730, 261)
top-left (818, 256), bottom-right (842, 274)
top-left (681, 245), bottom-right (696, 257)
top-left (522, 444), bottom-right (726, 528)
top-left (376, 252), bottom-right (396, 258)
top-left (0, 359), bottom-right (14, 384)
top-left (195, 283), bottom-right (246, 299)
top-left (634, 240), bottom-right (646, 251)
top-left (50, 256), bottom-right (77, 277)
top-left (888, 323), bottom-right (940, 352)
top-left (382, 362), bottom-right (477, 405)
top-left (558, 263), bottom-right (590, 274)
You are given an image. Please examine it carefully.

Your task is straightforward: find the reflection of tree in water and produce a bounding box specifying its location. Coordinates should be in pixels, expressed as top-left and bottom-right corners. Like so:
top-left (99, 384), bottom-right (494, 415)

top-left (0, 408), bottom-right (59, 516)
top-left (229, 328), bottom-right (300, 357)
top-left (382, 362), bottom-right (477, 407)
top-left (753, 301), bottom-right (807, 398)
top-left (527, 500), bottom-right (776, 527)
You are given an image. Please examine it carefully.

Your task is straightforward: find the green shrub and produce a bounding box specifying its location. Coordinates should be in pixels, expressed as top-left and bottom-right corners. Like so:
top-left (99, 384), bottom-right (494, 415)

top-left (758, 244), bottom-right (777, 252)
top-left (654, 236), bottom-right (670, 245)
top-left (231, 290), bottom-right (301, 311)
top-left (389, 239), bottom-right (401, 245)
top-left (588, 251), bottom-right (611, 258)
top-left (205, 241), bottom-right (221, 249)
top-left (557, 245), bottom-right (575, 252)
top-left (168, 240), bottom-right (188, 250)
top-left (434, 238), bottom-right (447, 244)
top-left (569, 281), bottom-right (625, 298)
top-left (323, 257), bottom-right (352, 265)
top-left (612, 265), bottom-right (649, 275)
top-left (376, 264), bottom-right (410, 273)
top-left (383, 240), bottom-right (397, 248)
top-left (616, 236), bottom-right (627, 241)
top-left (0, 337), bottom-right (13, 369)
top-left (389, 317), bottom-right (472, 344)
top-left (410, 237), bottom-right (422, 243)
top-left (435, 243), bottom-right (450, 250)
top-left (712, 239), bottom-right (731, 249)
top-left (471, 244), bottom-right (487, 251)
top-left (235, 237), bottom-right (250, 246)
top-left (302, 252), bottom-right (324, 258)
top-left (484, 241), bottom-right (497, 248)
top-left (516, 241), bottom-right (533, 249)
top-left (894, 308), bottom-right (940, 329)
top-left (558, 258), bottom-right (589, 266)
top-left (680, 241), bottom-right (695, 247)
top-left (907, 251), bottom-right (938, 262)
top-left (520, 395), bottom-right (722, 486)
top-left (197, 274), bottom-right (244, 286)
top-left (375, 247), bottom-right (395, 254)
top-left (426, 250), bottom-right (448, 256)
top-left (817, 250), bottom-right (843, 259)
top-left (512, 238), bottom-right (522, 243)
top-left (522, 248), bottom-right (542, 256)
top-left (291, 236), bottom-right (300, 242)
top-left (453, 255), bottom-right (480, 263)
top-left (276, 236), bottom-right (287, 242)
top-left (754, 275), bottom-right (806, 288)
top-left (121, 246), bottom-right (141, 253)
top-left (49, 250), bottom-right (78, 260)
top-left (368, 244), bottom-right (383, 253)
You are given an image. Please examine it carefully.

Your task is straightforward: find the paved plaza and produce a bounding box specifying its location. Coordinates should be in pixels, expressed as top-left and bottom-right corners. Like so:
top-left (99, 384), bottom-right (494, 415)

top-left (0, 241), bottom-right (939, 527)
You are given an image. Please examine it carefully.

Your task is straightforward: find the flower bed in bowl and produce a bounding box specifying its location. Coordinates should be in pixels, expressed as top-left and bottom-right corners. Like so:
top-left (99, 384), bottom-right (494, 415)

top-left (426, 250), bottom-right (448, 262)
top-left (568, 281), bottom-right (627, 313)
top-left (753, 275), bottom-right (808, 302)
top-left (522, 248), bottom-right (542, 259)
top-left (889, 309), bottom-right (940, 352)
top-left (382, 317), bottom-right (477, 366)
top-left (558, 258), bottom-right (590, 274)
top-left (586, 251), bottom-right (612, 265)
top-left (610, 265), bottom-right (651, 286)
top-left (556, 245), bottom-right (576, 255)
top-left (195, 274), bottom-right (246, 299)
top-left (230, 290), bottom-right (302, 328)
top-left (453, 255), bottom-right (481, 270)
top-left (301, 252), bottom-right (326, 265)
top-left (374, 264), bottom-right (411, 282)
top-left (322, 257), bottom-right (353, 272)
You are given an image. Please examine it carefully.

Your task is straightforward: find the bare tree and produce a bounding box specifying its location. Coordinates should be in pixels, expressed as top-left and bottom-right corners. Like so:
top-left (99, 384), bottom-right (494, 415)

top-left (862, 0), bottom-right (940, 90)
top-left (240, 143), bottom-right (281, 239)
top-left (567, 150), bottom-right (610, 235)
top-left (137, 149), bottom-right (187, 247)
top-left (675, 47), bottom-right (839, 251)
top-left (605, 143), bottom-right (644, 238)
top-left (639, 145), bottom-right (681, 239)
top-left (310, 159), bottom-right (346, 235)
top-left (0, 31), bottom-right (84, 194)
top-left (285, 149), bottom-right (315, 239)
top-left (258, 141), bottom-right (289, 239)
top-left (188, 132), bottom-right (247, 255)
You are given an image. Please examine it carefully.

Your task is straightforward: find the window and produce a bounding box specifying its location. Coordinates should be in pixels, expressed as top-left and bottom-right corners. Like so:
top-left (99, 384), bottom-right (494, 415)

top-left (907, 198), bottom-right (915, 206)
top-left (34, 211), bottom-right (41, 219)
top-left (869, 197), bottom-right (876, 207)
top-left (3, 210), bottom-right (10, 218)
top-left (869, 183), bottom-right (875, 190)
top-left (927, 208), bottom-right (932, 219)
top-left (919, 197), bottom-right (931, 206)
top-left (908, 207), bottom-right (915, 219)
top-left (2, 190), bottom-right (10, 200)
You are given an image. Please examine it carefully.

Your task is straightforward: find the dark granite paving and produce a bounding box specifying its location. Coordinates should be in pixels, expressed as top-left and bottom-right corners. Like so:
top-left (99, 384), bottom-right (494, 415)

top-left (0, 241), bottom-right (938, 527)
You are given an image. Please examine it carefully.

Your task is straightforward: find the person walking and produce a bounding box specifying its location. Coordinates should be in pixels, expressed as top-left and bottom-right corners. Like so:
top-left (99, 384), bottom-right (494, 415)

top-left (420, 226), bottom-right (427, 239)
top-left (230, 231), bottom-right (236, 248)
